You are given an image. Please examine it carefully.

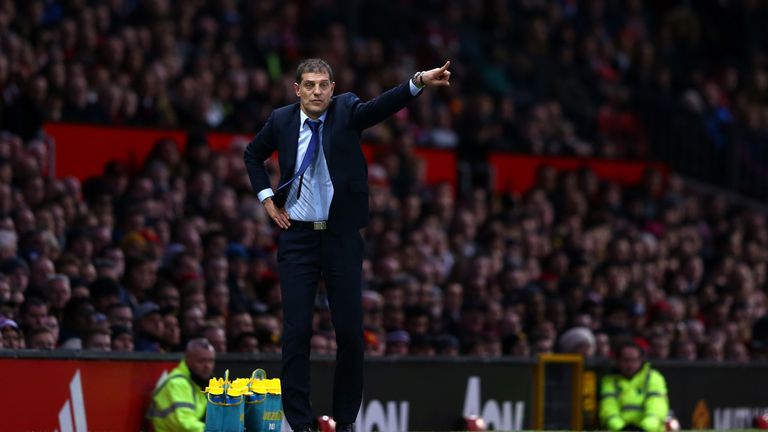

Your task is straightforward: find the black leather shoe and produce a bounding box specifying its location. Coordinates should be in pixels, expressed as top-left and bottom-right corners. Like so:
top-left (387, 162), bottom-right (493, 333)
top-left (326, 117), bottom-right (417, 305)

top-left (295, 425), bottom-right (314, 432)
top-left (336, 423), bottom-right (354, 432)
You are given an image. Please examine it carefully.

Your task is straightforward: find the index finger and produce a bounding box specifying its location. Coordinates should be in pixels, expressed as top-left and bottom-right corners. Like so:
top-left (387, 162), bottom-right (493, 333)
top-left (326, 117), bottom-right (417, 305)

top-left (439, 61), bottom-right (451, 72)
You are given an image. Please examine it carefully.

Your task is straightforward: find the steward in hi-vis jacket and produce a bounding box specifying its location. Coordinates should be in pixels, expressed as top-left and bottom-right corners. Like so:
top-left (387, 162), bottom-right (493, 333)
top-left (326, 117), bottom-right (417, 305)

top-left (600, 341), bottom-right (669, 432)
top-left (147, 339), bottom-right (215, 431)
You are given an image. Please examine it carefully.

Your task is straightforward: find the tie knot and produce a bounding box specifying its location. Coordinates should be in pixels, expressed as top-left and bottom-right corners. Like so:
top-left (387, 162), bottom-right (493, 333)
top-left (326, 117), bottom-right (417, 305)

top-left (307, 119), bottom-right (321, 133)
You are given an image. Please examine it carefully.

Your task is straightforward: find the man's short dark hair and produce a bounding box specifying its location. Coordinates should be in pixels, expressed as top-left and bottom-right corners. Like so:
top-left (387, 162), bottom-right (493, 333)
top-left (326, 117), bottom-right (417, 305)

top-left (83, 328), bottom-right (110, 347)
top-left (186, 337), bottom-right (214, 354)
top-left (615, 338), bottom-right (644, 358)
top-left (20, 297), bottom-right (47, 315)
top-left (296, 58), bottom-right (334, 83)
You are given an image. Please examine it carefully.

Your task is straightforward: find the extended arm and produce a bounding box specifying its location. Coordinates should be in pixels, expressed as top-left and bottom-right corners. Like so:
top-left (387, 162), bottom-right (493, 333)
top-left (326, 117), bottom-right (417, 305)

top-left (350, 61), bottom-right (452, 130)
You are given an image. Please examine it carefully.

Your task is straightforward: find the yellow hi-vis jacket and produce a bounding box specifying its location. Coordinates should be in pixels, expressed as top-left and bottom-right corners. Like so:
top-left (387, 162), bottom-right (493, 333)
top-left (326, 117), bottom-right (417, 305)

top-left (599, 362), bottom-right (669, 432)
top-left (147, 360), bottom-right (207, 432)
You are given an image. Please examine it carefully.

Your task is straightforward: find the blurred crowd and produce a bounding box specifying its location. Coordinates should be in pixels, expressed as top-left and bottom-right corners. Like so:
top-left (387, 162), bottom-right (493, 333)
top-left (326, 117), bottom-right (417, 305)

top-left (0, 128), bottom-right (766, 362)
top-left (3, 0), bottom-right (768, 194)
top-left (5, 1), bottom-right (768, 158)
top-left (0, 0), bottom-right (767, 361)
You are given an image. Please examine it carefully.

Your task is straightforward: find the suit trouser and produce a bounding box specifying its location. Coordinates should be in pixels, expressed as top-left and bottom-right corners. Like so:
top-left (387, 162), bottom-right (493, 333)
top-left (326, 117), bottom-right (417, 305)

top-left (277, 225), bottom-right (364, 429)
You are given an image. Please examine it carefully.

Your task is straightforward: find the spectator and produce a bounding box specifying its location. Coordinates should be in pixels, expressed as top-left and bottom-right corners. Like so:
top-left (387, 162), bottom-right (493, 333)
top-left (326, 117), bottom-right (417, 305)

top-left (161, 310), bottom-right (181, 352)
top-left (0, 274), bottom-right (13, 318)
top-left (1, 257), bottom-right (30, 296)
top-left (0, 231), bottom-right (18, 261)
top-left (385, 331), bottom-right (410, 356)
top-left (200, 324), bottom-right (227, 353)
top-left (410, 334), bottom-right (435, 357)
top-left (107, 303), bottom-right (133, 329)
top-left (155, 283), bottom-right (181, 313)
top-left (558, 326), bottom-right (596, 357)
top-left (45, 274), bottom-right (71, 319)
top-left (18, 297), bottom-right (48, 331)
top-left (134, 301), bottom-right (164, 352)
top-left (25, 327), bottom-right (56, 350)
top-left (232, 332), bottom-right (259, 353)
top-left (59, 298), bottom-right (96, 349)
top-left (226, 310), bottom-right (254, 347)
top-left (111, 325), bottom-right (134, 352)
top-left (180, 306), bottom-right (205, 346)
top-left (27, 257), bottom-right (55, 299)
top-left (310, 333), bottom-right (333, 356)
top-left (90, 277), bottom-right (122, 313)
top-left (83, 329), bottom-right (111, 351)
top-left (123, 256), bottom-right (157, 309)
top-left (434, 334), bottom-right (460, 357)
top-left (253, 313), bottom-right (281, 353)
top-left (0, 318), bottom-right (23, 349)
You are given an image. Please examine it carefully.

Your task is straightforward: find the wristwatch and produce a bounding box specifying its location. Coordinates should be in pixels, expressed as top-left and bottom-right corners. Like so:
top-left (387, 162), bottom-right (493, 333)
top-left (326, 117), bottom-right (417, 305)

top-left (411, 71), bottom-right (425, 88)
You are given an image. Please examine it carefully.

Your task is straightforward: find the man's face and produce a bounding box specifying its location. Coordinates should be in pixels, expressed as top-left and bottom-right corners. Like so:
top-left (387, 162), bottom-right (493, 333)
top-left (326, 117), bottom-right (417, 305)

top-left (163, 315), bottom-right (180, 346)
top-left (139, 313), bottom-right (164, 338)
top-left (182, 307), bottom-right (204, 337)
top-left (618, 345), bottom-right (643, 378)
top-left (23, 304), bottom-right (48, 328)
top-left (236, 335), bottom-right (259, 353)
top-left (88, 334), bottom-right (111, 351)
top-left (10, 268), bottom-right (29, 292)
top-left (295, 72), bottom-right (335, 119)
top-left (112, 333), bottom-right (134, 352)
top-left (109, 305), bottom-right (133, 328)
top-left (228, 313), bottom-right (253, 337)
top-left (2, 327), bottom-right (21, 348)
top-left (187, 346), bottom-right (215, 379)
top-left (205, 328), bottom-right (227, 353)
top-left (49, 280), bottom-right (71, 309)
top-left (30, 331), bottom-right (55, 350)
top-left (158, 286), bottom-right (180, 310)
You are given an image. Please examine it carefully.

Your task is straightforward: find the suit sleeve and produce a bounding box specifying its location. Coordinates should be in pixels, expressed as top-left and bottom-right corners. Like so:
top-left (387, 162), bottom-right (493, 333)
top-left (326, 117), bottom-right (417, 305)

top-left (349, 82), bottom-right (420, 130)
top-left (243, 111), bottom-right (278, 195)
top-left (599, 375), bottom-right (625, 431)
top-left (641, 370), bottom-right (669, 432)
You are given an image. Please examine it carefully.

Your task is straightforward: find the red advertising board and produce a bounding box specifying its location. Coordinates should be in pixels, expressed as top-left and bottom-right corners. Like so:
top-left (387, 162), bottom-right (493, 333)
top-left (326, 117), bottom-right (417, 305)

top-left (45, 122), bottom-right (248, 182)
top-left (45, 122), bottom-right (660, 195)
top-left (489, 153), bottom-right (667, 194)
top-left (0, 358), bottom-right (176, 431)
top-left (44, 123), bottom-right (458, 189)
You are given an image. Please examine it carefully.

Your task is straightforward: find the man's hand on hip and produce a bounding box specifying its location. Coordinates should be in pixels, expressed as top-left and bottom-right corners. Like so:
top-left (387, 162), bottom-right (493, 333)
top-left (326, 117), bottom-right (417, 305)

top-left (421, 61), bottom-right (452, 88)
top-left (264, 198), bottom-right (291, 229)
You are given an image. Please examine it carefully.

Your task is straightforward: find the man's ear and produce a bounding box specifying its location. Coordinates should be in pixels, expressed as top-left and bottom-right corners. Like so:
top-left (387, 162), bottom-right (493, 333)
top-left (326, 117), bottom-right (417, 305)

top-left (294, 82), bottom-right (301, 97)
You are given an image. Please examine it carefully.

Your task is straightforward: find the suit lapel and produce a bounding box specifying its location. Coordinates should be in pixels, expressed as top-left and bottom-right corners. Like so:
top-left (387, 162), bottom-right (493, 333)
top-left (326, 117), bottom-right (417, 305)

top-left (322, 99), bottom-right (334, 172)
top-left (283, 107), bottom-right (301, 181)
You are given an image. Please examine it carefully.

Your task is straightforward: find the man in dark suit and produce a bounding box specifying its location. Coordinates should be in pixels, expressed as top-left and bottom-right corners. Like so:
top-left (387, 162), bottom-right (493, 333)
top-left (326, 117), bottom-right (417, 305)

top-left (244, 58), bottom-right (451, 432)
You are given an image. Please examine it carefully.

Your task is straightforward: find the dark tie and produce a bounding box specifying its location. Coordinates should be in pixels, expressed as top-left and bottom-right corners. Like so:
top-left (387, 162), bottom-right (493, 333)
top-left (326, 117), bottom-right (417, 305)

top-left (277, 119), bottom-right (321, 199)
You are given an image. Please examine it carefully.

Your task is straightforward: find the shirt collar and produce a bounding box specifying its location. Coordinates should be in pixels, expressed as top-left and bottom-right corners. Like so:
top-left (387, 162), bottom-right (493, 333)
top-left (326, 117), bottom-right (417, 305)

top-left (300, 109), bottom-right (327, 128)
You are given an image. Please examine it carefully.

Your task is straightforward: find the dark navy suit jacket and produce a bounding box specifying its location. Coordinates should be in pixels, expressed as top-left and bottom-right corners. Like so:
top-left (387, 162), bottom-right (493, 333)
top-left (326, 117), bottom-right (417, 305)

top-left (244, 81), bottom-right (420, 232)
